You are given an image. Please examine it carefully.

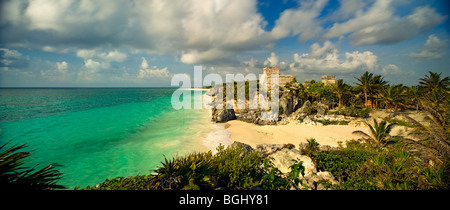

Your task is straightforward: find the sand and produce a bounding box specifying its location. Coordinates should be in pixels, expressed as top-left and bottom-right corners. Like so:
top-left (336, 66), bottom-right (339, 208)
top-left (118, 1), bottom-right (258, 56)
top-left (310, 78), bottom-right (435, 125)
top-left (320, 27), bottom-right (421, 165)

top-left (224, 120), bottom-right (372, 148)
top-left (224, 114), bottom-right (417, 148)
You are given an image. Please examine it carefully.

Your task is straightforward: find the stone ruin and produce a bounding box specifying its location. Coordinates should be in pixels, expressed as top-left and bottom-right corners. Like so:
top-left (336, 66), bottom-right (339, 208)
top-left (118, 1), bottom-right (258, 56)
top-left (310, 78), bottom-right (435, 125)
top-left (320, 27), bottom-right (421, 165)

top-left (263, 67), bottom-right (296, 87)
top-left (321, 75), bottom-right (336, 85)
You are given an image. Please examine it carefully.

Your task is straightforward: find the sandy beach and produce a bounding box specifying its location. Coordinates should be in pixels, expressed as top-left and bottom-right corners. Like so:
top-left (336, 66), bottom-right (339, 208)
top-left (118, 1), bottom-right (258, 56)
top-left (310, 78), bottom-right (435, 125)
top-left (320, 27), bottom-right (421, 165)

top-left (223, 119), bottom-right (410, 148)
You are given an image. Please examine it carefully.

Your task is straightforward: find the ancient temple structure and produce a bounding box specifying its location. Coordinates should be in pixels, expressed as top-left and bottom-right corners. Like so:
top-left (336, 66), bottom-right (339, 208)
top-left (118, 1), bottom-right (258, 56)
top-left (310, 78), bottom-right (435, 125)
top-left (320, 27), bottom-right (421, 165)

top-left (263, 67), bottom-right (296, 87)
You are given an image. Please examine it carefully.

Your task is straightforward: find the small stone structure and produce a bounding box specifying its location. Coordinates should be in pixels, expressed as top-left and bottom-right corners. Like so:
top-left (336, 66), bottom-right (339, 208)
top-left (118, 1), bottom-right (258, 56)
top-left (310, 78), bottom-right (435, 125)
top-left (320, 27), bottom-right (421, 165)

top-left (263, 67), bottom-right (296, 87)
top-left (321, 75), bottom-right (336, 85)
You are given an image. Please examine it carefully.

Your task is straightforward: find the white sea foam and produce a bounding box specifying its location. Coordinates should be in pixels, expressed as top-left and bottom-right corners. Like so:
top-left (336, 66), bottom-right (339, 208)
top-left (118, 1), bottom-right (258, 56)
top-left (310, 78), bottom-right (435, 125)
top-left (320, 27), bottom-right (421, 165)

top-left (202, 124), bottom-right (232, 154)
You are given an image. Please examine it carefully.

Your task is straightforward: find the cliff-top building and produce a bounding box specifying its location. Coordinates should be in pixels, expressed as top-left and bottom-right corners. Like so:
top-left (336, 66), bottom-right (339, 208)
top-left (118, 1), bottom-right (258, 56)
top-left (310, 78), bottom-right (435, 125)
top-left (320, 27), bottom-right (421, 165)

top-left (263, 67), bottom-right (296, 87)
top-left (321, 75), bottom-right (336, 85)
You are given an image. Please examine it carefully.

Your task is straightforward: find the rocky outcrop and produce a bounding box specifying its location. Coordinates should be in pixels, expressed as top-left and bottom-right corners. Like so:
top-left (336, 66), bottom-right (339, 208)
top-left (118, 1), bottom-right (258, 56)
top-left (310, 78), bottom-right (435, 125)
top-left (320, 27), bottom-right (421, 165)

top-left (211, 107), bottom-right (236, 123)
top-left (230, 142), bottom-right (339, 190)
top-left (315, 102), bottom-right (328, 115)
top-left (229, 141), bottom-right (254, 153)
top-left (279, 91), bottom-right (302, 115)
top-left (269, 148), bottom-right (317, 177)
top-left (298, 100), bottom-right (312, 114)
top-left (238, 109), bottom-right (278, 125)
top-left (256, 144), bottom-right (284, 155)
top-left (266, 147), bottom-right (339, 190)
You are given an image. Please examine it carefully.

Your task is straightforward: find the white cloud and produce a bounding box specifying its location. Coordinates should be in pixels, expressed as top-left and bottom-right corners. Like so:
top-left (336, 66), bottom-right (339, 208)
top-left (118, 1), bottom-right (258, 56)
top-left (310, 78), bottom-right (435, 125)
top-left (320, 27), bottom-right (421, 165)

top-left (290, 41), bottom-right (379, 74)
top-left (41, 61), bottom-right (73, 81)
top-left (344, 4), bottom-right (446, 46)
top-left (76, 49), bottom-right (127, 62)
top-left (324, 0), bottom-right (393, 39)
top-left (270, 0), bottom-right (328, 42)
top-left (0, 48), bottom-right (29, 68)
top-left (263, 52), bottom-right (280, 67)
top-left (381, 64), bottom-right (402, 75)
top-left (137, 57), bottom-right (171, 79)
top-left (322, 0), bottom-right (447, 46)
top-left (410, 34), bottom-right (449, 60)
top-left (77, 59), bottom-right (111, 82)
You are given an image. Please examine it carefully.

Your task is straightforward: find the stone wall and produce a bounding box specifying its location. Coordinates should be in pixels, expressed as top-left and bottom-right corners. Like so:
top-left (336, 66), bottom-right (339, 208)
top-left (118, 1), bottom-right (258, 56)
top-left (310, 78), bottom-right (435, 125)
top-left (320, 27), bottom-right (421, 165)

top-left (263, 67), bottom-right (279, 76)
top-left (279, 75), bottom-right (296, 87)
top-left (321, 75), bottom-right (336, 85)
top-left (263, 67), bottom-right (296, 87)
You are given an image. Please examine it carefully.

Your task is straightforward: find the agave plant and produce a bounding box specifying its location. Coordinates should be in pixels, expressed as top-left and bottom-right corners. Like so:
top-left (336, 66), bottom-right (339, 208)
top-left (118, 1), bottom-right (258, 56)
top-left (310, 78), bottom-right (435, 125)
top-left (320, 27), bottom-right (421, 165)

top-left (150, 152), bottom-right (215, 190)
top-left (0, 138), bottom-right (65, 190)
top-left (352, 118), bottom-right (397, 148)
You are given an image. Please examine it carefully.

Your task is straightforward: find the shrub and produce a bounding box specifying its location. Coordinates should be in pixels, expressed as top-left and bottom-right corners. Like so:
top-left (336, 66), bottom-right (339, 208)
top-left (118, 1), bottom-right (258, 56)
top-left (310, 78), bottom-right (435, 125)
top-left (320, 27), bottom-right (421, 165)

top-left (333, 106), bottom-right (370, 118)
top-left (303, 106), bottom-right (317, 115)
top-left (149, 152), bottom-right (215, 190)
top-left (316, 119), bottom-right (350, 125)
top-left (79, 175), bottom-right (152, 190)
top-left (302, 138), bottom-right (320, 156)
top-left (81, 144), bottom-right (308, 190)
top-left (213, 144), bottom-right (264, 189)
top-left (282, 143), bottom-right (295, 150)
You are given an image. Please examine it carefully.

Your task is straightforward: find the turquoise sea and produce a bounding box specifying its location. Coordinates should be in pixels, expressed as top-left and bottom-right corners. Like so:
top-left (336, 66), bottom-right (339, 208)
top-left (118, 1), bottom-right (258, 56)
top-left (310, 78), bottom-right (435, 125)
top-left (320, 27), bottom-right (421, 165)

top-left (0, 88), bottom-right (214, 188)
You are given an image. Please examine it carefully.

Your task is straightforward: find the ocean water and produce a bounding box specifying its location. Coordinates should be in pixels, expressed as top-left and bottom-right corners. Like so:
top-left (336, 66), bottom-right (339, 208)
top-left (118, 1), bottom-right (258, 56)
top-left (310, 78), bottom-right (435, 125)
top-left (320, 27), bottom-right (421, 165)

top-left (0, 88), bottom-right (216, 188)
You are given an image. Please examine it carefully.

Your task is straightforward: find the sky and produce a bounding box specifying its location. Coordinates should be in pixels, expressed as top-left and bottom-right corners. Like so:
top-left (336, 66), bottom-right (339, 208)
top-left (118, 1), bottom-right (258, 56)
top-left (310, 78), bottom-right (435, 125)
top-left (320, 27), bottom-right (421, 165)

top-left (0, 0), bottom-right (449, 87)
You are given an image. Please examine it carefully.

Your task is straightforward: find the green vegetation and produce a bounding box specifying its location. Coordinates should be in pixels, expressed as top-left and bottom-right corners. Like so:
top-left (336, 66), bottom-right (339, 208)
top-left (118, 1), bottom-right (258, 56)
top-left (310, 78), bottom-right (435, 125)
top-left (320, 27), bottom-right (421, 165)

top-left (0, 134), bottom-right (65, 190)
top-left (316, 119), bottom-right (350, 125)
top-left (352, 118), bottom-right (398, 148)
top-left (80, 144), bottom-right (305, 190)
top-left (329, 106), bottom-right (370, 118)
top-left (2, 71), bottom-right (448, 190)
top-left (314, 140), bottom-right (449, 190)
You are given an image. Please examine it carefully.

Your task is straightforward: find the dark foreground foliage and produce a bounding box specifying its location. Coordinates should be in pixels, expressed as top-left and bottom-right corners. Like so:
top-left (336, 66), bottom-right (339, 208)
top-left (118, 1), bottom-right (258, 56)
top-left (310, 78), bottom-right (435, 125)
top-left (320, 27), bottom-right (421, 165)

top-left (80, 144), bottom-right (305, 190)
top-left (81, 139), bottom-right (449, 190)
top-left (0, 137), bottom-right (65, 190)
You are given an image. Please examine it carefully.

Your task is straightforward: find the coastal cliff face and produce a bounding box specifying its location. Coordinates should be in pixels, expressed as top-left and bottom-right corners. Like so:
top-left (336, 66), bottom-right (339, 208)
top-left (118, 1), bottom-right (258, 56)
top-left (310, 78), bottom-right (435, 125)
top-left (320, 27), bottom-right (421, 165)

top-left (211, 107), bottom-right (236, 123)
top-left (207, 83), bottom-right (333, 125)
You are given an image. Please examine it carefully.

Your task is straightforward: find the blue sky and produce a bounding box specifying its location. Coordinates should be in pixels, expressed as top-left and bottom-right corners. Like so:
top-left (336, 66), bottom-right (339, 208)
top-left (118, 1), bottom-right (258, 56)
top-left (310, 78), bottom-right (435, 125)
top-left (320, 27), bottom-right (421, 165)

top-left (0, 0), bottom-right (449, 87)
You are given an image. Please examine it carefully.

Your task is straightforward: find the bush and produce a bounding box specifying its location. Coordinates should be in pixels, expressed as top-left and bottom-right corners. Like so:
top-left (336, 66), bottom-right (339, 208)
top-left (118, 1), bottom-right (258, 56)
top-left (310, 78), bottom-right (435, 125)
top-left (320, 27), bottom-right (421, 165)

top-left (316, 119), bottom-right (350, 125)
top-left (81, 144), bottom-right (306, 190)
top-left (79, 175), bottom-right (152, 190)
top-left (213, 144), bottom-right (264, 189)
top-left (303, 106), bottom-right (317, 115)
top-left (333, 106), bottom-right (370, 118)
top-left (314, 140), bottom-right (449, 190)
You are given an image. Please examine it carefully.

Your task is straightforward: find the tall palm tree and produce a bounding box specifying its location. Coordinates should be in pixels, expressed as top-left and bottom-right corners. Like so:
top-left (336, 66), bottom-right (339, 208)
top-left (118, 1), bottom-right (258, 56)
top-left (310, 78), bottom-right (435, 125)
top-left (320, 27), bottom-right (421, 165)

top-left (332, 79), bottom-right (349, 107)
top-left (419, 71), bottom-right (450, 93)
top-left (378, 84), bottom-right (405, 111)
top-left (403, 71), bottom-right (449, 167)
top-left (352, 118), bottom-right (397, 148)
top-left (354, 71), bottom-right (374, 107)
top-left (407, 85), bottom-right (422, 111)
top-left (371, 75), bottom-right (389, 108)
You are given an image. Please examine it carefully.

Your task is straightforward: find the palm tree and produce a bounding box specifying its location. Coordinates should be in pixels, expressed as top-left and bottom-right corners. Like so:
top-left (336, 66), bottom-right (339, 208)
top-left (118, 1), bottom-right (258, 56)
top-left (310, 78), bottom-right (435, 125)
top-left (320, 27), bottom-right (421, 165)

top-left (352, 118), bottom-right (397, 148)
top-left (419, 71), bottom-right (449, 110)
top-left (332, 79), bottom-right (349, 107)
top-left (419, 71), bottom-right (450, 93)
top-left (404, 111), bottom-right (449, 167)
top-left (378, 84), bottom-right (405, 111)
top-left (0, 139), bottom-right (65, 190)
top-left (402, 71), bottom-right (449, 167)
top-left (354, 71), bottom-right (374, 107)
top-left (407, 85), bottom-right (422, 111)
top-left (371, 75), bottom-right (389, 108)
